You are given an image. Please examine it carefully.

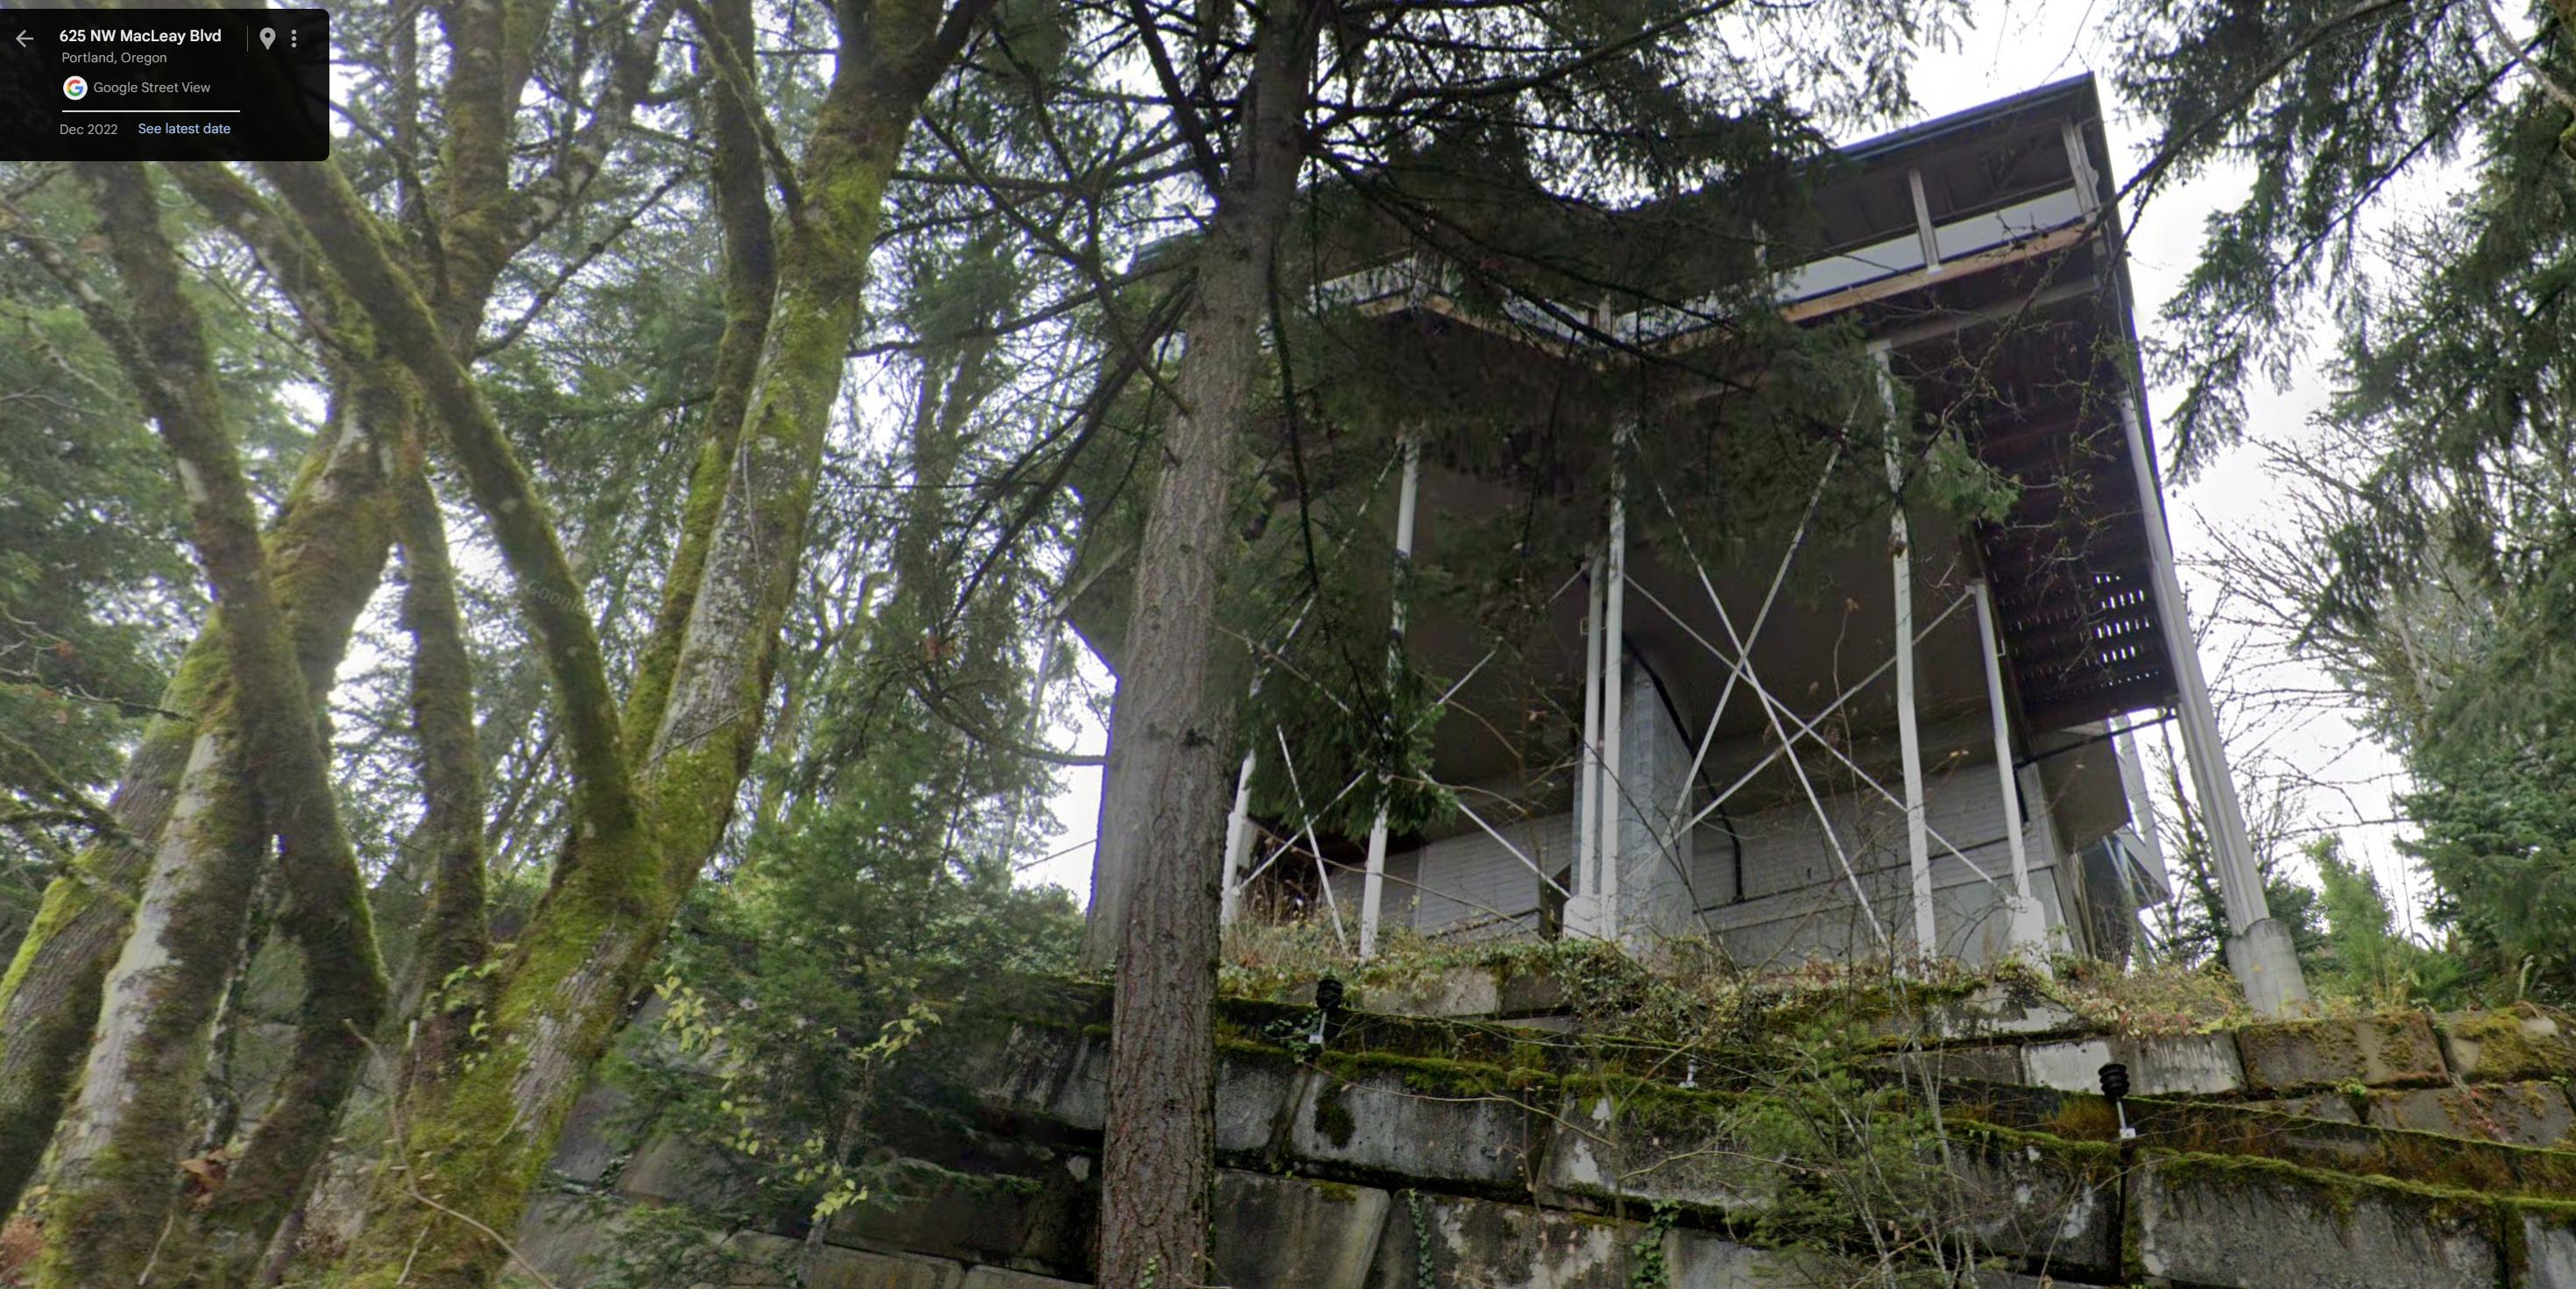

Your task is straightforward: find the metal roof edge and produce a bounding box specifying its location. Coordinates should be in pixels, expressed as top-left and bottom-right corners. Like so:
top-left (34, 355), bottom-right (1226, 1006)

top-left (1835, 72), bottom-right (2103, 165)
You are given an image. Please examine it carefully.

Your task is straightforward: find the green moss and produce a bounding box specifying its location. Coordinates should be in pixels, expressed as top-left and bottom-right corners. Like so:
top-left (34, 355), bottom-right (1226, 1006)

top-left (1311, 1087), bottom-right (1358, 1149)
top-left (1315, 1046), bottom-right (1553, 1101)
top-left (1943, 1118), bottom-right (2122, 1167)
top-left (2150, 1146), bottom-right (2504, 1230)
top-left (2038, 1095), bottom-right (2121, 1143)
top-left (1559, 1071), bottom-right (1737, 1132)
top-left (2441, 1007), bottom-right (2576, 1082)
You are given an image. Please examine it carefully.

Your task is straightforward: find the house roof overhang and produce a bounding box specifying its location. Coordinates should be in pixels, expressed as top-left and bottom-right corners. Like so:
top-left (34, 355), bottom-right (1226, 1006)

top-left (1288, 74), bottom-right (2183, 738)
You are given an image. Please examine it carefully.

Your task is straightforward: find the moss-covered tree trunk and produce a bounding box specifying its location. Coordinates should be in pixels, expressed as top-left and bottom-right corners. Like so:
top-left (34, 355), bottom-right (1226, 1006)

top-left (1094, 4), bottom-right (1321, 1284)
top-left (0, 0), bottom-right (572, 1213)
top-left (386, 439), bottom-right (492, 1084)
top-left (0, 0), bottom-right (653, 1257)
top-left (262, 4), bottom-right (992, 1284)
top-left (0, 246), bottom-right (398, 1221)
top-left (25, 165), bottom-right (387, 1289)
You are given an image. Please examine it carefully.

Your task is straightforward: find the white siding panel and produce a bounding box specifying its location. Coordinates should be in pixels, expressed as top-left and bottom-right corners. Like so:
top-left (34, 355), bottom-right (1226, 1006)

top-left (1410, 814), bottom-right (1571, 938)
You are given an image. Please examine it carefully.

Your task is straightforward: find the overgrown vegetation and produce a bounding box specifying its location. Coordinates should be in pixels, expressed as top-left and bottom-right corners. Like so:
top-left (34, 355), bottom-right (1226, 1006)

top-left (1221, 917), bottom-right (2272, 1043)
top-left (17, 0), bottom-right (2576, 1281)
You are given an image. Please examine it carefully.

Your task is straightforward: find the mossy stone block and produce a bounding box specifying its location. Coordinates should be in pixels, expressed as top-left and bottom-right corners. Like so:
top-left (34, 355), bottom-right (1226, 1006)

top-left (2134, 1156), bottom-right (2499, 1289)
top-left (956, 1270), bottom-right (1084, 1289)
top-left (546, 1079), bottom-right (639, 1186)
top-left (510, 1192), bottom-right (623, 1286)
top-left (964, 1023), bottom-right (1089, 1123)
top-left (1542, 1088), bottom-right (1770, 1215)
top-left (2438, 1008), bottom-right (2576, 1083)
top-left (2517, 1205), bottom-right (2576, 1289)
top-left (824, 1155), bottom-right (1096, 1280)
top-left (1209, 1170), bottom-right (1389, 1289)
top-left (615, 1130), bottom-right (757, 1209)
top-left (1662, 1230), bottom-right (1805, 1288)
top-left (2364, 1082), bottom-right (2576, 1149)
top-left (693, 1232), bottom-right (803, 1288)
top-left (809, 1248), bottom-right (965, 1289)
top-left (1364, 1193), bottom-right (1636, 1289)
top-left (1948, 1137), bottom-right (2120, 1278)
top-left (1287, 1065), bottom-right (1539, 1186)
top-left (2252, 1093), bottom-right (2365, 1124)
top-left (1866, 1044), bottom-right (2025, 1086)
top-left (2023, 1034), bottom-right (2243, 1096)
top-left (2236, 1014), bottom-right (2446, 1094)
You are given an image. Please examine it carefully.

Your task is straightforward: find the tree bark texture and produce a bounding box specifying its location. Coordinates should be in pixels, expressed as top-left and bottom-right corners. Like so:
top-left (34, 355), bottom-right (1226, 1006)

top-left (623, 0), bottom-right (777, 759)
top-left (388, 442), bottom-right (492, 1086)
top-left (30, 165), bottom-right (386, 1289)
top-left (1094, 6), bottom-right (1320, 1285)
top-left (0, 0), bottom-right (656, 1240)
top-left (274, 5), bottom-right (994, 1284)
top-left (0, 355), bottom-right (393, 1217)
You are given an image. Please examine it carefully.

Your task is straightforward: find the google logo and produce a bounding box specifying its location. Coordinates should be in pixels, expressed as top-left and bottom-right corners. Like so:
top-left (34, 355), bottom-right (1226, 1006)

top-left (61, 76), bottom-right (86, 100)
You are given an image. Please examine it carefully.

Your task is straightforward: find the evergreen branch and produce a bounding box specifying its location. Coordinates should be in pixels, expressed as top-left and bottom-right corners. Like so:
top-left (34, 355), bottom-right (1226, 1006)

top-left (939, 280), bottom-right (1194, 636)
top-left (2473, 0), bottom-right (2576, 122)
top-left (1319, 0), bottom-right (1736, 124)
top-left (2116, 0), bottom-right (2416, 213)
top-left (475, 167), bottom-right (692, 358)
top-left (902, 669), bottom-right (1108, 767)
top-left (846, 256), bottom-right (1176, 358)
top-left (0, 664), bottom-right (186, 721)
top-left (1123, 0), bottom-right (1228, 191)
top-left (0, 730), bottom-right (127, 846)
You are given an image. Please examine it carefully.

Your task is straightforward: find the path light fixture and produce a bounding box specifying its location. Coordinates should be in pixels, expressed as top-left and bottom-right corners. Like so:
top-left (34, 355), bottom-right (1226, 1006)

top-left (2098, 1061), bottom-right (2137, 1140)
top-left (1307, 976), bottom-right (1345, 1051)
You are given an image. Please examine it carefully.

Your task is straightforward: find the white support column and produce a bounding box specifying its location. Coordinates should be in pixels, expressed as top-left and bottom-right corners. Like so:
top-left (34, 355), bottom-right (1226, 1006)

top-left (1571, 552), bottom-right (1604, 937)
top-left (1972, 579), bottom-right (2049, 957)
top-left (1596, 455), bottom-right (1628, 944)
top-left (1878, 347), bottom-right (1937, 961)
top-left (1220, 750), bottom-right (1256, 925)
top-left (2117, 396), bottom-right (2310, 1014)
top-left (1359, 436), bottom-right (1422, 959)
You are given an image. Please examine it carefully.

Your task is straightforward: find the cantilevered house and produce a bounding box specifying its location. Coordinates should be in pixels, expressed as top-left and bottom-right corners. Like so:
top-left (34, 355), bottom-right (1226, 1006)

top-left (1074, 76), bottom-right (2310, 1012)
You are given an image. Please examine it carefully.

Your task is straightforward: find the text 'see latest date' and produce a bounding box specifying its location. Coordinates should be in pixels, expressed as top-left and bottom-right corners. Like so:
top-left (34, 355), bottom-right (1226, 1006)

top-left (2, 10), bottom-right (331, 162)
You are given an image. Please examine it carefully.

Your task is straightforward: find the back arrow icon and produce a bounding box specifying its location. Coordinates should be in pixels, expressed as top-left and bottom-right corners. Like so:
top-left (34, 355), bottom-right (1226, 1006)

top-left (14, 31), bottom-right (30, 49)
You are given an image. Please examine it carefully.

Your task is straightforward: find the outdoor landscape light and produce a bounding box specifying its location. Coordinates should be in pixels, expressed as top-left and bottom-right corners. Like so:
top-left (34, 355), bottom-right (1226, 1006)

top-left (2098, 1061), bottom-right (2138, 1140)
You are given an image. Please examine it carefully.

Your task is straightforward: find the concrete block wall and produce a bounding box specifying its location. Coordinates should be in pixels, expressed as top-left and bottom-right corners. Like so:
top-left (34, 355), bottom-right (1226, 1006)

top-left (1983, 1010), bottom-right (2576, 1149)
top-left (514, 988), bottom-right (2576, 1289)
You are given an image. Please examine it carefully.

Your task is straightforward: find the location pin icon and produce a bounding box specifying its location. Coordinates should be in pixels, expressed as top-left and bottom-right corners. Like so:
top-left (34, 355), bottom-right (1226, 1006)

top-left (258, 26), bottom-right (275, 49)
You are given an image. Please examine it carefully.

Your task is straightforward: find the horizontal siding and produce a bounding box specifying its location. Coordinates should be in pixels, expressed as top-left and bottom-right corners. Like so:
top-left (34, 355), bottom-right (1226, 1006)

top-left (1412, 814), bottom-right (1571, 937)
top-left (1345, 761), bottom-right (2078, 960)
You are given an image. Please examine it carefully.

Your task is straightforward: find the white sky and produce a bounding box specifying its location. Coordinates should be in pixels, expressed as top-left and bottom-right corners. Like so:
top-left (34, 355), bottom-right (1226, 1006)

top-left (1011, 2), bottom-right (2439, 934)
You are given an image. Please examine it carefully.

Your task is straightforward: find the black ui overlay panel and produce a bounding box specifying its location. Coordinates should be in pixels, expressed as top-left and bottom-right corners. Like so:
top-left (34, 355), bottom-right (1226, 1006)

top-left (0, 10), bottom-right (330, 161)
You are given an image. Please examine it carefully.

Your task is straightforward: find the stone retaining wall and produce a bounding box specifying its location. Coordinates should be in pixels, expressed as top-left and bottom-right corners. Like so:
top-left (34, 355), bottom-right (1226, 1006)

top-left (516, 1000), bottom-right (2576, 1289)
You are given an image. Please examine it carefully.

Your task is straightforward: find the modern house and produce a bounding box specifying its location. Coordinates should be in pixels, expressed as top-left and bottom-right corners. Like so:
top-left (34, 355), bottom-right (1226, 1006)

top-left (1075, 75), bottom-right (2310, 1011)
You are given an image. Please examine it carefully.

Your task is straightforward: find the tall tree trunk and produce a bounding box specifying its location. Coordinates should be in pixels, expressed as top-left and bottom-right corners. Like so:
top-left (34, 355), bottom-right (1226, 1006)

top-left (0, 0), bottom-right (619, 1228)
top-left (0, 0), bottom-right (568, 1199)
top-left (0, 266), bottom-right (396, 1222)
top-left (625, 0), bottom-right (776, 759)
top-left (388, 445), bottom-right (492, 1078)
top-left (1094, 5), bottom-right (1320, 1284)
top-left (24, 165), bottom-right (386, 1289)
top-left (257, 5), bottom-right (995, 1284)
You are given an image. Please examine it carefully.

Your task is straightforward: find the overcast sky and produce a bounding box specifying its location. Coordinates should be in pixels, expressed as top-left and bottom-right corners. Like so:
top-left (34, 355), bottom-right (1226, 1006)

top-left (1015, 2), bottom-right (2436, 935)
